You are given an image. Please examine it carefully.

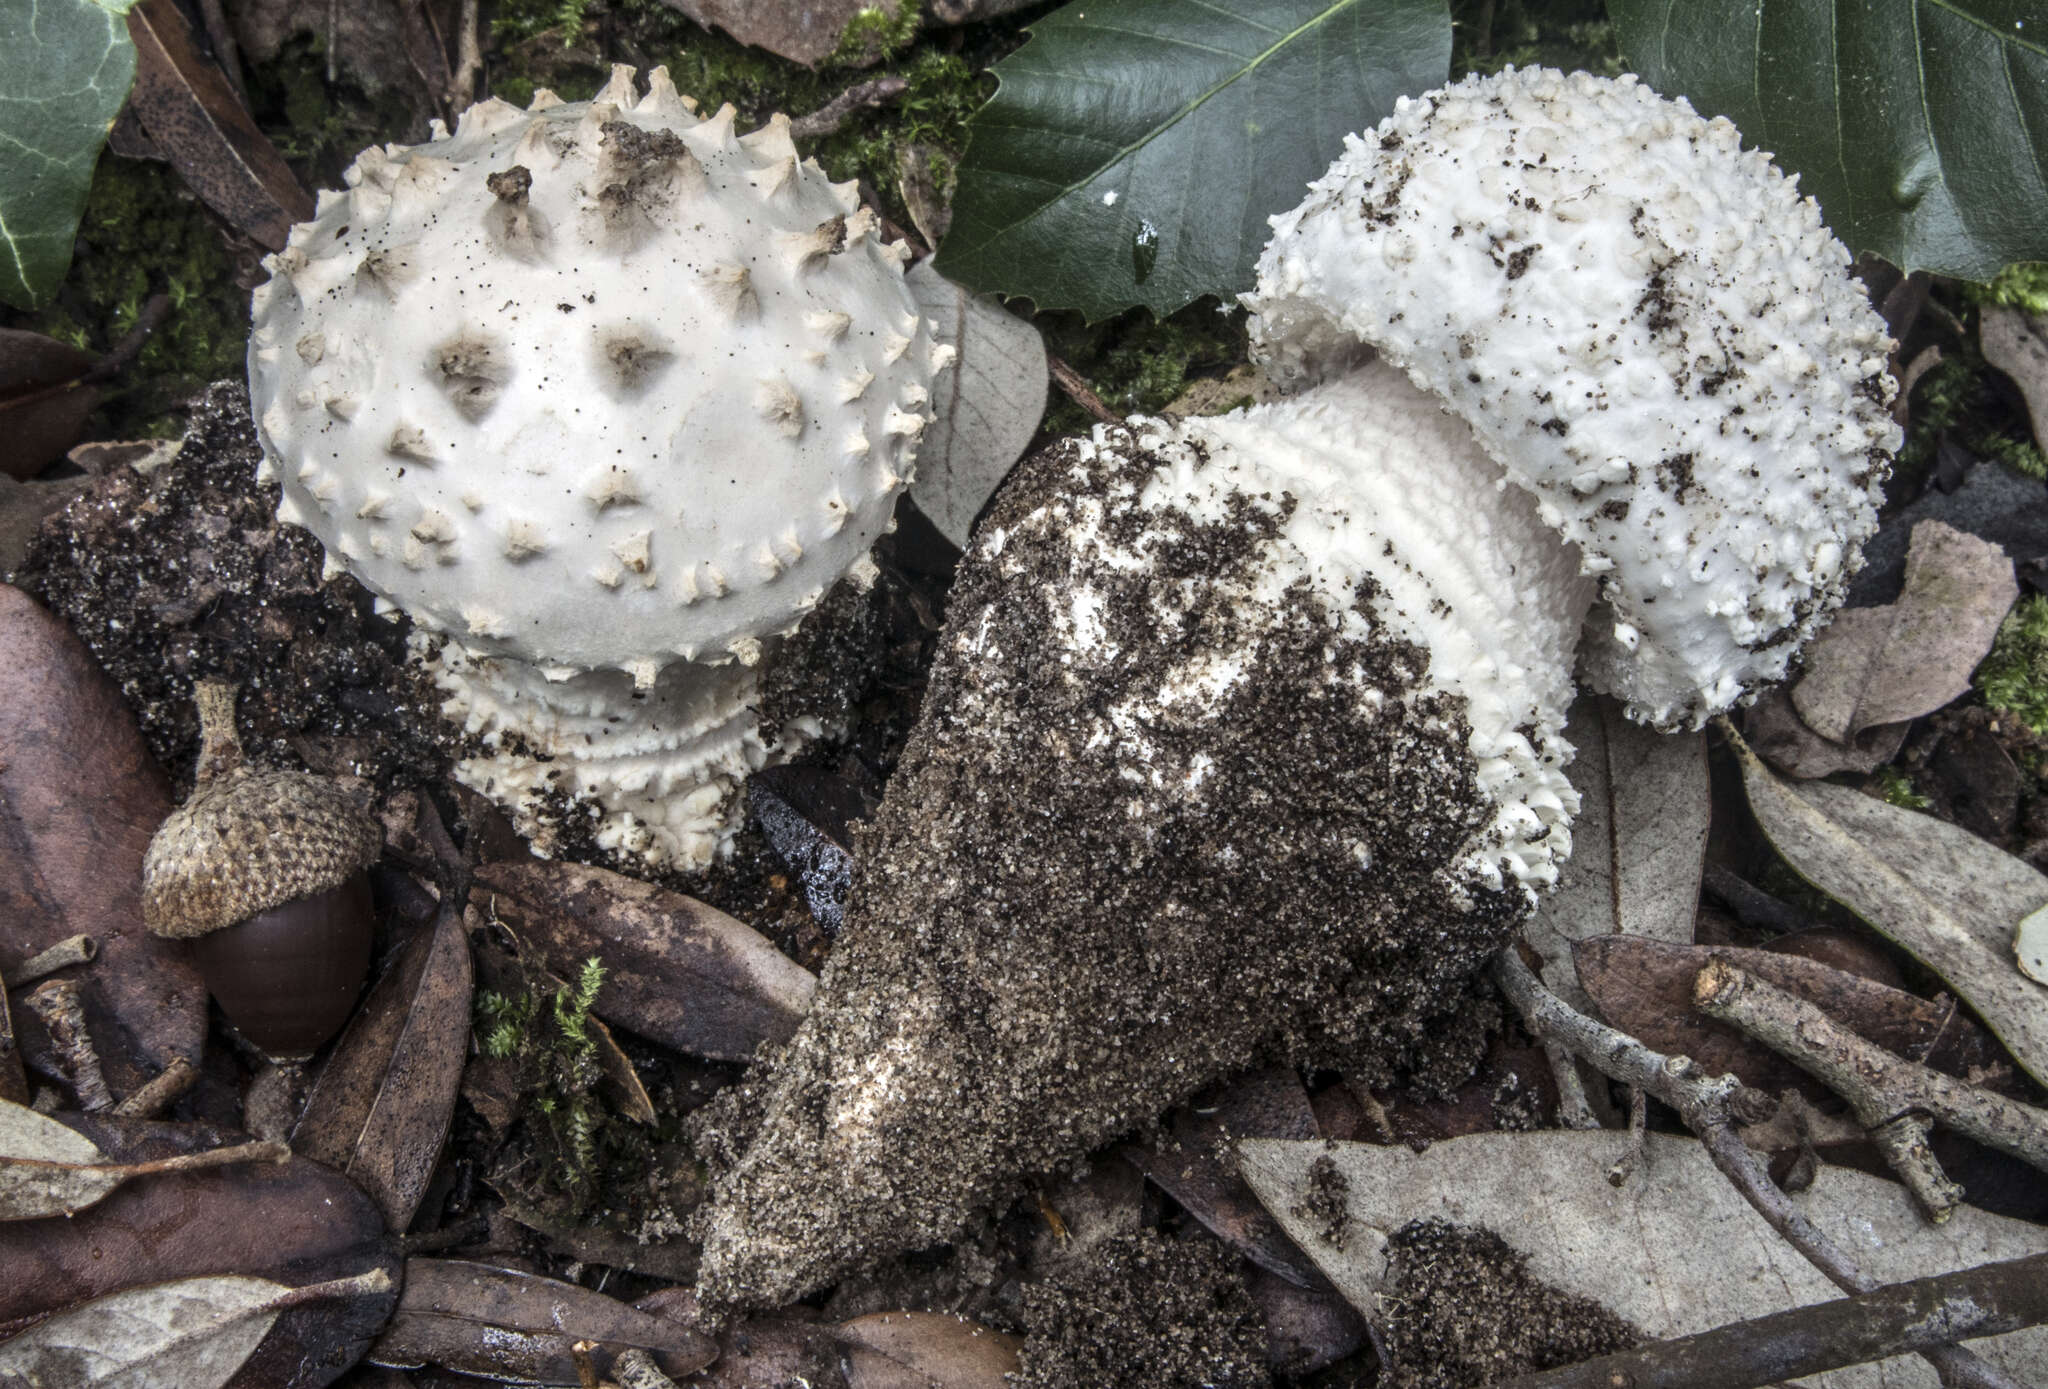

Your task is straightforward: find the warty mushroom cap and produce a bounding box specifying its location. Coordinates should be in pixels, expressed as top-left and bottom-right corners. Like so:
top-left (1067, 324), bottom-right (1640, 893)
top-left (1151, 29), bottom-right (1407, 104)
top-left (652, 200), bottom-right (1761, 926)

top-left (247, 64), bottom-right (944, 679)
top-left (1245, 66), bottom-right (1901, 729)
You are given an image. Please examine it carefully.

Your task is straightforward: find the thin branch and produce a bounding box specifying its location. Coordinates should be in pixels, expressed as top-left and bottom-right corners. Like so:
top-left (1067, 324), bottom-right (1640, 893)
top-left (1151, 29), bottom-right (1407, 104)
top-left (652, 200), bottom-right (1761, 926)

top-left (1047, 352), bottom-right (1120, 427)
top-left (791, 77), bottom-right (909, 141)
top-left (449, 0), bottom-right (483, 111)
top-left (1695, 960), bottom-right (2048, 1180)
top-left (1492, 950), bottom-right (2024, 1389)
top-left (1503, 1251), bottom-right (2048, 1389)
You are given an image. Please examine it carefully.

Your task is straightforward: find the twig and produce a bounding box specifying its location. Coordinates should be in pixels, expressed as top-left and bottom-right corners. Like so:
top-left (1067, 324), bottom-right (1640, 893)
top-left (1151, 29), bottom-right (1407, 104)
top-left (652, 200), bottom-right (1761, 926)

top-left (112, 1055), bottom-right (198, 1119)
top-left (1501, 1251), bottom-right (2048, 1389)
top-left (9, 935), bottom-right (97, 987)
top-left (79, 294), bottom-right (173, 386)
top-left (613, 1347), bottom-right (680, 1389)
top-left (1543, 1043), bottom-right (1601, 1130)
top-left (1492, 950), bottom-right (2024, 1389)
top-left (23, 979), bottom-right (113, 1112)
top-left (1047, 352), bottom-right (1121, 427)
top-left (1695, 961), bottom-right (2048, 1204)
top-left (1607, 1085), bottom-right (1647, 1186)
top-left (791, 77), bottom-right (910, 141)
top-left (115, 1138), bottom-right (291, 1179)
top-left (450, 0), bottom-right (483, 111)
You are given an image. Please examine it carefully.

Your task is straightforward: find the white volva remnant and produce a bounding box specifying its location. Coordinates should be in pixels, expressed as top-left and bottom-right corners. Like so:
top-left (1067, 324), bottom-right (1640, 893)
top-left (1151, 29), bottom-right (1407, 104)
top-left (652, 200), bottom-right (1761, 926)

top-left (247, 65), bottom-right (943, 869)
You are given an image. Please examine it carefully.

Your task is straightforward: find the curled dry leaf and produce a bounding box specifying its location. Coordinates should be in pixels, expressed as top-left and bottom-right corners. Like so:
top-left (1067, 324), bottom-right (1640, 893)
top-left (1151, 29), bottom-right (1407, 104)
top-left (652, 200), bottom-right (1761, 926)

top-left (474, 860), bottom-right (815, 1062)
top-left (0, 1270), bottom-right (392, 1389)
top-left (1573, 937), bottom-right (2012, 1104)
top-left (367, 1258), bottom-right (716, 1384)
top-left (124, 0), bottom-right (313, 250)
top-left (292, 900), bottom-right (472, 1232)
top-left (836, 1311), bottom-right (1021, 1389)
top-left (904, 260), bottom-right (1050, 550)
top-left (1520, 694), bottom-right (1707, 1010)
top-left (1789, 521), bottom-right (2016, 745)
top-left (1240, 1131), bottom-right (2048, 1389)
top-left (1728, 725), bottom-right (2048, 1087)
top-left (1121, 1066), bottom-right (1324, 1287)
top-left (0, 328), bottom-right (99, 480)
top-left (0, 1111), bottom-right (398, 1387)
top-left (0, 1097), bottom-right (287, 1221)
top-left (1982, 307), bottom-right (2048, 451)
top-left (1744, 686), bottom-right (1908, 780)
top-left (0, 583), bottom-right (207, 1100)
top-left (1248, 1267), bottom-right (1367, 1378)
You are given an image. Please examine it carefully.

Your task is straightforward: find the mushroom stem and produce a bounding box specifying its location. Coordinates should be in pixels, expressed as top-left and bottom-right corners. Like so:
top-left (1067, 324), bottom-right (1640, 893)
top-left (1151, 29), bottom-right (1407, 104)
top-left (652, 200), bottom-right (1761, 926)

top-left (191, 679), bottom-right (245, 781)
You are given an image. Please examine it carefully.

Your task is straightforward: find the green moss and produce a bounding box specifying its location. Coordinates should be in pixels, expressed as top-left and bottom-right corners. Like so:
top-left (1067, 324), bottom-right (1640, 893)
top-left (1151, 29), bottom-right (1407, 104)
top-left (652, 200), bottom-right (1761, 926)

top-left (1969, 263), bottom-right (2048, 316)
top-left (825, 2), bottom-right (921, 70)
top-left (8, 156), bottom-right (247, 435)
top-left (1035, 299), bottom-right (1250, 437)
top-left (1451, 0), bottom-right (1622, 79)
top-left (1871, 764), bottom-right (1933, 811)
top-left (1897, 345), bottom-right (2048, 487)
top-left (476, 955), bottom-right (640, 1209)
top-left (1980, 594), bottom-right (2048, 734)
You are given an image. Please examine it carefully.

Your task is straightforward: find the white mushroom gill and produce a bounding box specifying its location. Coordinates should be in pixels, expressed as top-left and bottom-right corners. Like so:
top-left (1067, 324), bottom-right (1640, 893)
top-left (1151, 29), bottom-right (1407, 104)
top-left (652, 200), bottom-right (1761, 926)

top-left (246, 67), bottom-right (943, 869)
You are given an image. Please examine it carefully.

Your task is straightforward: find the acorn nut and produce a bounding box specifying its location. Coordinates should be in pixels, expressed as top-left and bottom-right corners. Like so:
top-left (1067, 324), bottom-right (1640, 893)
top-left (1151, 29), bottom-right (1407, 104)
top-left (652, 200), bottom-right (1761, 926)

top-left (142, 681), bottom-right (381, 1059)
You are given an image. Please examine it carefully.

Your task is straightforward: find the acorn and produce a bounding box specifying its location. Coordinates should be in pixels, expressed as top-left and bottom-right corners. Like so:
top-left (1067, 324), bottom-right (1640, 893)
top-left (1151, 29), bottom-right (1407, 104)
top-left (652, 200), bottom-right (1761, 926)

top-left (143, 681), bottom-right (381, 1059)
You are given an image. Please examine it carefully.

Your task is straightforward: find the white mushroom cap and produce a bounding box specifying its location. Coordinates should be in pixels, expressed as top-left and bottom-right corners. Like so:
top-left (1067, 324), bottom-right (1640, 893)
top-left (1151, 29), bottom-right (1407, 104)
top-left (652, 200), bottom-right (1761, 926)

top-left (247, 65), bottom-right (940, 677)
top-left (1245, 67), bottom-right (1900, 729)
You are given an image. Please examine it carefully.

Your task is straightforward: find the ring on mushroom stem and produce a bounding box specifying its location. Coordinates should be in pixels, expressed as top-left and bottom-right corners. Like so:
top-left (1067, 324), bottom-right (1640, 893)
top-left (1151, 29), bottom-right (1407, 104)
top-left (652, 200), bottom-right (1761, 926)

top-left (693, 66), bottom-right (1902, 1308)
top-left (142, 681), bottom-right (380, 1060)
top-left (244, 65), bottom-right (947, 874)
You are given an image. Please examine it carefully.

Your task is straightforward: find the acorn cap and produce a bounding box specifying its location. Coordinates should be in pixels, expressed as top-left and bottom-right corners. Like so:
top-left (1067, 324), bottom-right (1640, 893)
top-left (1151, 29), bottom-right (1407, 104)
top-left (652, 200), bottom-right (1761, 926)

top-left (141, 682), bottom-right (383, 939)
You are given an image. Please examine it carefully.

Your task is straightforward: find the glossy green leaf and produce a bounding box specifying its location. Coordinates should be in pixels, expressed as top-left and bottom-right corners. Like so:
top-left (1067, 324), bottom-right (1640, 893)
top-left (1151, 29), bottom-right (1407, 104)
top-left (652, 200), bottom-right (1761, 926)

top-left (0, 0), bottom-right (140, 309)
top-left (1611, 0), bottom-right (2048, 283)
top-left (934, 0), bottom-right (1452, 321)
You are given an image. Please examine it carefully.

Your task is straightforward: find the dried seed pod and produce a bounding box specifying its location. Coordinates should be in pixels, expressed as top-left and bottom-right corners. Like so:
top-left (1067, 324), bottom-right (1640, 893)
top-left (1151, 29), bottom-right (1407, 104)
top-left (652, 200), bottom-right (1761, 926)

top-left (143, 682), bottom-right (380, 1057)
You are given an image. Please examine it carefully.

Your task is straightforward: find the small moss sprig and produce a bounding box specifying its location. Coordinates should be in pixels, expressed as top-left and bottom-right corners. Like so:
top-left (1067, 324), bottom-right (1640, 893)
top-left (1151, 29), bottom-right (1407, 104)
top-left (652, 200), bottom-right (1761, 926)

top-left (476, 955), bottom-right (617, 1205)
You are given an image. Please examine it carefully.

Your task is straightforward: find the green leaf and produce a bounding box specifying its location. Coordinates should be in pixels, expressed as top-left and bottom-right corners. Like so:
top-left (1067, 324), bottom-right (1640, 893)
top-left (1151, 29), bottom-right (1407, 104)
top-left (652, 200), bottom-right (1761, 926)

top-left (934, 0), bottom-right (1452, 321)
top-left (0, 0), bottom-right (140, 309)
top-left (1610, 0), bottom-right (2048, 283)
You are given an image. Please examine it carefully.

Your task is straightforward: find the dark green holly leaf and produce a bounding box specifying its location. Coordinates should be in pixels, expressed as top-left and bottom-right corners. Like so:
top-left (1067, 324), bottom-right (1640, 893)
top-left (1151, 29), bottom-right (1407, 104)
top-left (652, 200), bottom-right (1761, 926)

top-left (0, 0), bottom-right (140, 309)
top-left (934, 0), bottom-right (1452, 321)
top-left (1610, 0), bottom-right (2048, 283)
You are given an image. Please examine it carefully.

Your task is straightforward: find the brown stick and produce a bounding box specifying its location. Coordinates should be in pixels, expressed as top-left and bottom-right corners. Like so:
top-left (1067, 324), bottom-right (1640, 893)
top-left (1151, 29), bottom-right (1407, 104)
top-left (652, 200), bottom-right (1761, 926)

top-left (112, 1054), bottom-right (199, 1119)
top-left (1694, 961), bottom-right (2048, 1183)
top-left (1502, 1251), bottom-right (2048, 1389)
top-left (791, 77), bottom-right (910, 141)
top-left (449, 0), bottom-right (482, 110)
top-left (22, 979), bottom-right (113, 1112)
top-left (1047, 352), bottom-right (1120, 427)
top-left (8, 934), bottom-right (97, 988)
top-left (1492, 950), bottom-right (2024, 1389)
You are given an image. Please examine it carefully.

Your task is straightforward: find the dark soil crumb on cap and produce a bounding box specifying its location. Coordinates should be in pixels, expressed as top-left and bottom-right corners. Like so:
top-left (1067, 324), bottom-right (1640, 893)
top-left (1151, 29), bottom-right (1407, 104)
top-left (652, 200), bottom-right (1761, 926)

top-left (699, 426), bottom-right (1524, 1304)
top-left (1295, 1153), bottom-right (1352, 1248)
top-left (1014, 1229), bottom-right (1269, 1389)
top-left (13, 382), bottom-right (452, 792)
top-left (1379, 1219), bottom-right (1640, 1388)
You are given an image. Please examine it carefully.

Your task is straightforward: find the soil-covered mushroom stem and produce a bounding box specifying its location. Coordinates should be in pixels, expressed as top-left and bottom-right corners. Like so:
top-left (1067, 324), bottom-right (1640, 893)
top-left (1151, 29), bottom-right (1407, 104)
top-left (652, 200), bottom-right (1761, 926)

top-left (1492, 949), bottom-right (2025, 1389)
top-left (1500, 1251), bottom-right (2048, 1389)
top-left (1694, 959), bottom-right (2048, 1179)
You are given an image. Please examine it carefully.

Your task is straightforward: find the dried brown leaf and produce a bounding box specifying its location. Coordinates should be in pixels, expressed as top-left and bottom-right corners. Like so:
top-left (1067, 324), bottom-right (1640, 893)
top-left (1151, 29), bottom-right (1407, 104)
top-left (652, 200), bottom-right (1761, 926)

top-left (0, 1112), bottom-right (398, 1389)
top-left (0, 583), bottom-right (207, 1099)
top-left (1122, 1066), bottom-right (1323, 1287)
top-left (367, 1258), bottom-right (716, 1383)
top-left (1744, 686), bottom-right (1908, 780)
top-left (0, 328), bottom-right (99, 480)
top-left (0, 1097), bottom-right (288, 1221)
top-left (0, 981), bottom-right (24, 1106)
top-left (0, 1270), bottom-right (391, 1389)
top-left (125, 0), bottom-right (313, 250)
top-left (1248, 1267), bottom-right (1367, 1378)
top-left (1791, 521), bottom-right (2016, 743)
top-left (1573, 937), bottom-right (2011, 1102)
top-left (836, 1311), bottom-right (1021, 1389)
top-left (475, 861), bottom-right (815, 1061)
top-left (1521, 694), bottom-right (1707, 1010)
top-left (1729, 725), bottom-right (2048, 1086)
top-left (292, 902), bottom-right (472, 1231)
